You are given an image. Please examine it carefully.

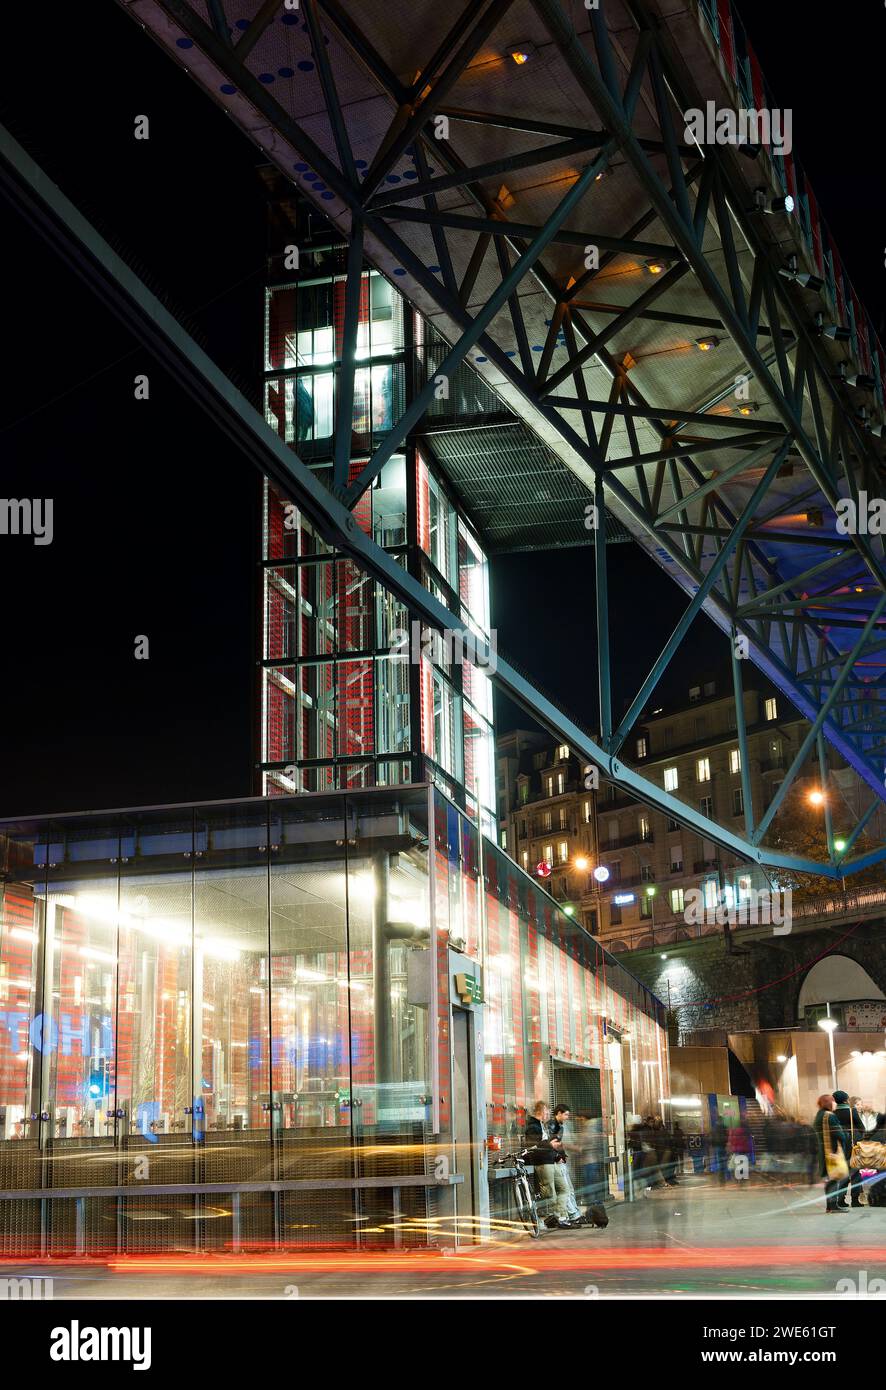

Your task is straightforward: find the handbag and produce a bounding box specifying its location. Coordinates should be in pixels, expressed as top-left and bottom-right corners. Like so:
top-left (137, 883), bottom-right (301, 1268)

top-left (825, 1114), bottom-right (849, 1180)
top-left (850, 1139), bottom-right (886, 1170)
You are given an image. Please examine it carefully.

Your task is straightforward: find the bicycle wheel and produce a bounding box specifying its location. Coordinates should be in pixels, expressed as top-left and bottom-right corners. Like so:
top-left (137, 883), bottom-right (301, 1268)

top-left (513, 1175), bottom-right (542, 1237)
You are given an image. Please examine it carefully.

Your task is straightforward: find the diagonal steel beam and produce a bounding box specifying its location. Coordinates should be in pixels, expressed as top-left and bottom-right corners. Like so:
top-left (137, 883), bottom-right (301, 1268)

top-left (3, 118), bottom-right (854, 880)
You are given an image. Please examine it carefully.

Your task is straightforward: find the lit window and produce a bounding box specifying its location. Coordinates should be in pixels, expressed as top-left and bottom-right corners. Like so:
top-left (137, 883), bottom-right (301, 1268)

top-left (558, 807), bottom-right (568, 829)
top-left (521, 850), bottom-right (529, 869)
top-left (703, 879), bottom-right (719, 911)
top-left (689, 686), bottom-right (701, 703)
top-left (670, 888), bottom-right (685, 913)
top-left (558, 841), bottom-right (569, 864)
top-left (583, 800), bottom-right (592, 823)
top-left (543, 810), bottom-right (552, 832)
top-left (544, 845), bottom-right (553, 867)
top-left (765, 697), bottom-right (778, 720)
top-left (557, 771), bottom-right (565, 795)
top-left (500, 830), bottom-right (508, 850)
top-left (670, 849), bottom-right (683, 873)
top-left (636, 736), bottom-right (648, 759)
top-left (546, 777), bottom-right (554, 797)
top-left (639, 814), bottom-right (651, 842)
top-left (700, 795), bottom-right (713, 819)
top-left (696, 757), bottom-right (711, 783)
top-left (664, 766), bottom-right (679, 791)
top-left (557, 744), bottom-right (569, 761)
top-left (729, 748), bottom-right (741, 774)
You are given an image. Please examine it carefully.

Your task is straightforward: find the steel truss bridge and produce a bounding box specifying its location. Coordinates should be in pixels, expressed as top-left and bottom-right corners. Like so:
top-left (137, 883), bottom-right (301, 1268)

top-left (4, 0), bottom-right (886, 880)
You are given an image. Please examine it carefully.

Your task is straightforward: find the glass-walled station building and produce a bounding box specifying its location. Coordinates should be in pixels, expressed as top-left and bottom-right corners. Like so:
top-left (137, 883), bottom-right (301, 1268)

top-left (0, 788), bottom-right (666, 1254)
top-left (260, 176), bottom-right (498, 835)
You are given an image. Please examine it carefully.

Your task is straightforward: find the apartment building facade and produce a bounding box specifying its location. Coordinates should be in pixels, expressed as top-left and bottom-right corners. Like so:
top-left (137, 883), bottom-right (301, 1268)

top-left (503, 680), bottom-right (822, 949)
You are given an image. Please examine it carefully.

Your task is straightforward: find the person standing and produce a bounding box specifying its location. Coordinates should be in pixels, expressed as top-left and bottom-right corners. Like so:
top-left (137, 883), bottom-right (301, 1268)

top-left (548, 1104), bottom-right (585, 1223)
top-left (524, 1101), bottom-right (575, 1229)
top-left (833, 1090), bottom-right (865, 1208)
top-left (814, 1094), bottom-right (850, 1212)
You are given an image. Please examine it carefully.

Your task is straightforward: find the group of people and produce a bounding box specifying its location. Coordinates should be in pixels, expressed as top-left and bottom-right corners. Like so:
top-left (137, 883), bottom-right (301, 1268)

top-left (524, 1101), bottom-right (607, 1228)
top-left (815, 1089), bottom-right (886, 1211)
top-left (628, 1115), bottom-right (687, 1191)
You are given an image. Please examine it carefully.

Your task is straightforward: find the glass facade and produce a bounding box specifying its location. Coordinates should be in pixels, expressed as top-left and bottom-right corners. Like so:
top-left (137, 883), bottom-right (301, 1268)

top-left (0, 787), bottom-right (665, 1254)
top-left (260, 231), bottom-right (496, 834)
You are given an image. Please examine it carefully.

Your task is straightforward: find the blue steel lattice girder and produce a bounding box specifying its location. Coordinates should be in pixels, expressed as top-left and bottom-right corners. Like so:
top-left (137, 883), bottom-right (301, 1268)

top-left (114, 0), bottom-right (886, 806)
top-left (3, 119), bottom-right (879, 880)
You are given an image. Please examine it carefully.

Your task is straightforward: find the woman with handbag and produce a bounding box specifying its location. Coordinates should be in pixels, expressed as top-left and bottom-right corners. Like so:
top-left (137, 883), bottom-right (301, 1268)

top-left (852, 1111), bottom-right (886, 1207)
top-left (813, 1094), bottom-right (851, 1212)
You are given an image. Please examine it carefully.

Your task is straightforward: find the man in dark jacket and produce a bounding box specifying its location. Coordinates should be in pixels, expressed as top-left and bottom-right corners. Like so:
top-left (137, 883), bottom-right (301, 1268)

top-left (833, 1090), bottom-right (864, 1208)
top-left (524, 1102), bottom-right (575, 1228)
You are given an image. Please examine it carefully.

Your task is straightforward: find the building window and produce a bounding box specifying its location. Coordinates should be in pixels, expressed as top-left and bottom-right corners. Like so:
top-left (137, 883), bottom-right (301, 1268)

top-left (559, 806), bottom-right (568, 830)
top-left (670, 887), bottom-right (685, 913)
top-left (639, 814), bottom-right (651, 842)
top-left (636, 736), bottom-right (648, 759)
top-left (732, 787), bottom-right (744, 817)
top-left (765, 697), bottom-right (778, 721)
top-left (500, 829), bottom-right (507, 850)
top-left (609, 861), bottom-right (622, 882)
top-left (519, 782), bottom-right (528, 804)
top-left (546, 777), bottom-right (554, 797)
top-left (729, 748), bottom-right (741, 774)
top-left (558, 841), bottom-right (569, 864)
top-left (521, 850), bottom-right (529, 869)
top-left (704, 681), bottom-right (716, 697)
top-left (703, 878), bottom-right (719, 912)
top-left (583, 800), bottom-right (592, 823)
top-left (640, 866), bottom-right (655, 886)
top-left (666, 816), bottom-right (679, 832)
top-left (664, 766), bottom-right (679, 792)
top-left (700, 795), bottom-right (713, 819)
top-left (696, 757), bottom-right (711, 783)
top-left (557, 771), bottom-right (565, 795)
top-left (670, 849), bottom-right (683, 873)
top-left (557, 744), bottom-right (569, 761)
top-left (543, 810), bottom-right (552, 832)
top-left (610, 903), bottom-right (622, 927)
top-left (737, 873), bottom-right (752, 904)
top-left (544, 845), bottom-right (553, 867)
top-left (689, 686), bottom-right (701, 702)
top-left (640, 897), bottom-right (652, 919)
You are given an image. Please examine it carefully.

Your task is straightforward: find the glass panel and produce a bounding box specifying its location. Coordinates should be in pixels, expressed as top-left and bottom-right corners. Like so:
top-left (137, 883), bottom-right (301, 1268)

top-left (193, 803), bottom-right (271, 1158)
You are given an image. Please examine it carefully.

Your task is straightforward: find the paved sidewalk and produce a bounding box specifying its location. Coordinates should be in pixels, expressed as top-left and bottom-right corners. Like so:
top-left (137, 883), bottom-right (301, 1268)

top-left (5, 1176), bottom-right (886, 1298)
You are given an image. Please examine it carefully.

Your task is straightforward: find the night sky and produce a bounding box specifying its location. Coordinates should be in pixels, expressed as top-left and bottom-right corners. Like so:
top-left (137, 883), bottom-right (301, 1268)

top-left (1, 3), bottom-right (883, 819)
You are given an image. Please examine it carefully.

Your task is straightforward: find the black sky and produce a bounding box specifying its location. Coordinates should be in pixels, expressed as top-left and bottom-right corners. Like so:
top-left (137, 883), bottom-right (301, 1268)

top-left (1, 3), bottom-right (883, 817)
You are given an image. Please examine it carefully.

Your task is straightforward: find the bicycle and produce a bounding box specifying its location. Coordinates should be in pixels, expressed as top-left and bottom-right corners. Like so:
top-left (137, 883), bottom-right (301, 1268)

top-left (496, 1150), bottom-right (542, 1237)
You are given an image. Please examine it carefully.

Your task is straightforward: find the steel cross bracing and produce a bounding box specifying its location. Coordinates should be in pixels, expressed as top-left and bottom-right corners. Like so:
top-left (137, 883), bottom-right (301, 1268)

top-left (0, 119), bottom-right (856, 882)
top-left (29, 0), bottom-right (886, 876)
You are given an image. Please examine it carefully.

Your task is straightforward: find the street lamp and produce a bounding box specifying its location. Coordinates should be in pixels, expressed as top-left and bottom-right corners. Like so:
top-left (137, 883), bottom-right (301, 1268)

top-left (818, 1006), bottom-right (839, 1091)
top-left (644, 883), bottom-right (657, 946)
top-left (808, 789), bottom-right (825, 807)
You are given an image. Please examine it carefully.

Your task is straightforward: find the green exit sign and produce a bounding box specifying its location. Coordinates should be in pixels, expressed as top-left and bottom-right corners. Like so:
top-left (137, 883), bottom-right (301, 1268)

top-left (455, 971), bottom-right (483, 1005)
